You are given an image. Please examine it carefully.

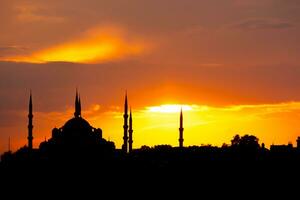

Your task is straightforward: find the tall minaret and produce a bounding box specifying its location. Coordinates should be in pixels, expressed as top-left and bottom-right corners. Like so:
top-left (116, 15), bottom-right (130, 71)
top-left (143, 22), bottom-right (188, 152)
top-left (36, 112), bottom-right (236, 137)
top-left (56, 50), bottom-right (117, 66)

top-left (28, 91), bottom-right (33, 150)
top-left (179, 108), bottom-right (184, 148)
top-left (128, 107), bottom-right (133, 153)
top-left (78, 94), bottom-right (81, 117)
top-left (74, 89), bottom-right (81, 118)
top-left (122, 92), bottom-right (128, 153)
top-left (8, 136), bottom-right (11, 152)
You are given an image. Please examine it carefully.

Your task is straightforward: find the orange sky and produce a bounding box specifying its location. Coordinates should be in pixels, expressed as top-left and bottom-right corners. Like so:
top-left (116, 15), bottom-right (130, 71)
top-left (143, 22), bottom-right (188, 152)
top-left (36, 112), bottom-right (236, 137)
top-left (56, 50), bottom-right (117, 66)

top-left (5, 99), bottom-right (300, 154)
top-left (1, 0), bottom-right (300, 154)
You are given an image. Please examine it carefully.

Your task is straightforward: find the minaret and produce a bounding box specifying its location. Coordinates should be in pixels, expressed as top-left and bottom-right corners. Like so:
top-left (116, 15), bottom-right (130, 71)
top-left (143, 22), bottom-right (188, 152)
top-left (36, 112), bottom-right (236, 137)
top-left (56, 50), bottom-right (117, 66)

top-left (74, 89), bottom-right (81, 118)
top-left (28, 91), bottom-right (33, 150)
top-left (8, 136), bottom-right (11, 152)
top-left (179, 108), bottom-right (184, 148)
top-left (128, 107), bottom-right (133, 153)
top-left (122, 92), bottom-right (128, 153)
top-left (78, 94), bottom-right (81, 117)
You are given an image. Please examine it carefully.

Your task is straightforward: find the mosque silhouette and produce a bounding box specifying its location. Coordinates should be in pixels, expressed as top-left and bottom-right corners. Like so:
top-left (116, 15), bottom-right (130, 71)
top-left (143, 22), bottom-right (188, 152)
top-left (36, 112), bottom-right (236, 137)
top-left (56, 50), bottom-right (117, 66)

top-left (2, 90), bottom-right (300, 193)
top-left (38, 90), bottom-right (115, 159)
top-left (3, 89), bottom-right (183, 160)
top-left (2, 90), bottom-right (300, 183)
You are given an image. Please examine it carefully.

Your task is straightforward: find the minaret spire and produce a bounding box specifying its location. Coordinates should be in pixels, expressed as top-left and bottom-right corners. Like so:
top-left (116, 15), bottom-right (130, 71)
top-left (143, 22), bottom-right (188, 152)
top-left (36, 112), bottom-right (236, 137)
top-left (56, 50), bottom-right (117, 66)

top-left (78, 93), bottom-right (81, 117)
top-left (128, 107), bottom-right (133, 153)
top-left (28, 90), bottom-right (33, 150)
top-left (122, 91), bottom-right (128, 153)
top-left (74, 89), bottom-right (81, 118)
top-left (179, 107), bottom-right (184, 148)
top-left (8, 136), bottom-right (11, 152)
top-left (124, 91), bottom-right (128, 114)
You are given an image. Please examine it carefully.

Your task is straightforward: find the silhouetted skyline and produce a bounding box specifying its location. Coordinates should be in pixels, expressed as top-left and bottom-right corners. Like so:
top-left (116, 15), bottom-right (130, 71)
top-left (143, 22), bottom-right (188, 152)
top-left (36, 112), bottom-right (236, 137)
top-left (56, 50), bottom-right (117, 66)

top-left (1, 0), bottom-right (300, 156)
top-left (2, 90), bottom-right (300, 156)
top-left (2, 1), bottom-right (300, 193)
top-left (2, 90), bottom-right (300, 196)
top-left (2, 90), bottom-right (300, 159)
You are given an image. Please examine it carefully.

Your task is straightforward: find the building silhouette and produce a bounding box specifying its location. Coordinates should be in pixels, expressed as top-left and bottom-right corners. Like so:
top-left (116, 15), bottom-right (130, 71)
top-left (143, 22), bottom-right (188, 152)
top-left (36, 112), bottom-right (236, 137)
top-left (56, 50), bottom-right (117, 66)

top-left (39, 90), bottom-right (115, 157)
top-left (3, 88), bottom-right (300, 187)
top-left (270, 143), bottom-right (294, 153)
top-left (179, 108), bottom-right (184, 148)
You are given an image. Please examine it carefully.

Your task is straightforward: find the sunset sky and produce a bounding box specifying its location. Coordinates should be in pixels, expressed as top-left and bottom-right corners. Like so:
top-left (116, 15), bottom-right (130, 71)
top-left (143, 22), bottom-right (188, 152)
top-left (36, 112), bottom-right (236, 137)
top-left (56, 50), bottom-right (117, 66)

top-left (1, 0), bottom-right (300, 154)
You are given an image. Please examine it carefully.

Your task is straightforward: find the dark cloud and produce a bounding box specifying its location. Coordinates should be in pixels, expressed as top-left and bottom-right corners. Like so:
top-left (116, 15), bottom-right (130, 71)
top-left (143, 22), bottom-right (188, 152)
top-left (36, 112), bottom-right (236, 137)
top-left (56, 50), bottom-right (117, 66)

top-left (235, 19), bottom-right (294, 30)
top-left (0, 45), bottom-right (28, 56)
top-left (0, 110), bottom-right (23, 127)
top-left (1, 61), bottom-right (300, 112)
top-left (0, 60), bottom-right (167, 112)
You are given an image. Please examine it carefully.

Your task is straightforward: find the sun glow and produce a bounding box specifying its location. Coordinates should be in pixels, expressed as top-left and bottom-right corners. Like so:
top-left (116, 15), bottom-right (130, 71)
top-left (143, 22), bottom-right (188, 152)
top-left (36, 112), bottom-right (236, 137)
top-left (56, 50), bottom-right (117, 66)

top-left (2, 26), bottom-right (147, 63)
top-left (146, 104), bottom-right (193, 113)
top-left (5, 101), bottom-right (300, 154)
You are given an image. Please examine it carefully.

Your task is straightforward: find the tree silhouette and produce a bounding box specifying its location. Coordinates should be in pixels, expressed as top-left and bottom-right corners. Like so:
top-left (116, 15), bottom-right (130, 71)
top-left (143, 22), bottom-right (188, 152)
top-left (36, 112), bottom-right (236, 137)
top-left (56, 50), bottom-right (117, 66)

top-left (231, 134), bottom-right (241, 146)
top-left (239, 135), bottom-right (259, 150)
top-left (231, 134), bottom-right (260, 156)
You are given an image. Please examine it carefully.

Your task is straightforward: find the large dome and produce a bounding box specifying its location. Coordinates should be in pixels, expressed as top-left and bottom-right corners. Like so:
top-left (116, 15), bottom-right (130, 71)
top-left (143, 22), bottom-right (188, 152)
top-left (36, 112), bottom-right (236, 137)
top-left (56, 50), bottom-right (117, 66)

top-left (63, 117), bottom-right (93, 133)
top-left (38, 92), bottom-right (115, 155)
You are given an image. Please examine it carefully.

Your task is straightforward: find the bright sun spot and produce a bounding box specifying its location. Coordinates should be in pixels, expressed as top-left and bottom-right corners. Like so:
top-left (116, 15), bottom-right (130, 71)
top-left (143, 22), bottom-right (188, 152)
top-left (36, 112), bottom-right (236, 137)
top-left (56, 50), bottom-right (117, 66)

top-left (146, 104), bottom-right (193, 113)
top-left (93, 104), bottom-right (101, 111)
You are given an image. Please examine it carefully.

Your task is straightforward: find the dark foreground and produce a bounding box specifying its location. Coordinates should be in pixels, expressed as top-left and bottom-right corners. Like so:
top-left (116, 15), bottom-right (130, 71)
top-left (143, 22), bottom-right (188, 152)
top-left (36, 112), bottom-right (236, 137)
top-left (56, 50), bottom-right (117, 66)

top-left (1, 148), bottom-right (300, 197)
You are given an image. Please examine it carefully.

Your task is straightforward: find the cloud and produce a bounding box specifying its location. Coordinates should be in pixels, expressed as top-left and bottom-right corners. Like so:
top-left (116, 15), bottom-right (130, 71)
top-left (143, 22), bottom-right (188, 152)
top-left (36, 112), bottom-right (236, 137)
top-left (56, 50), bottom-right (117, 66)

top-left (0, 45), bottom-right (29, 57)
top-left (232, 0), bottom-right (274, 7)
top-left (0, 110), bottom-right (24, 127)
top-left (235, 19), bottom-right (294, 30)
top-left (1, 26), bottom-right (149, 63)
top-left (14, 2), bottom-right (65, 23)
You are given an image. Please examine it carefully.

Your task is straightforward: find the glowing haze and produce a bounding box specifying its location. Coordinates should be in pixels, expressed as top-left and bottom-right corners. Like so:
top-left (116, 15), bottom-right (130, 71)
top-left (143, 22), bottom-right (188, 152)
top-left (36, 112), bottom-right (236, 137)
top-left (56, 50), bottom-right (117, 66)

top-left (9, 101), bottom-right (300, 153)
top-left (3, 26), bottom-right (147, 63)
top-left (1, 0), bottom-right (300, 154)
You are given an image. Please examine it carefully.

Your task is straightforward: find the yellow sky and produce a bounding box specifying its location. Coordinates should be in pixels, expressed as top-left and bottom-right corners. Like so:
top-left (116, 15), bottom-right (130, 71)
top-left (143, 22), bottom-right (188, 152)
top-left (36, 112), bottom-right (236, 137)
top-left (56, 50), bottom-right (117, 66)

top-left (8, 101), bottom-right (300, 153)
